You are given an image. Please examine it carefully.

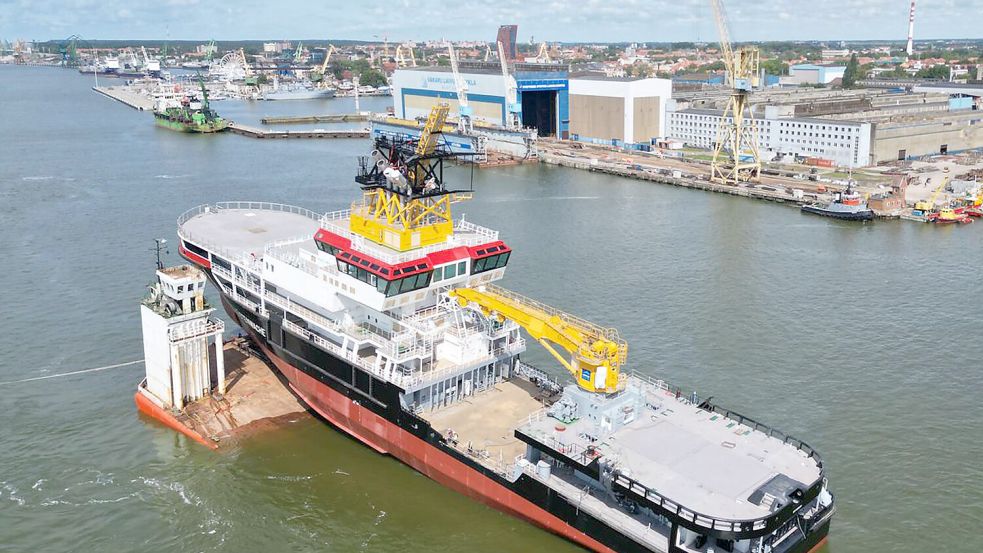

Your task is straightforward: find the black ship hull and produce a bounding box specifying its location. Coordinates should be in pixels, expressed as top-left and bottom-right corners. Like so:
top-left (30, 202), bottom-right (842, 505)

top-left (801, 204), bottom-right (875, 221)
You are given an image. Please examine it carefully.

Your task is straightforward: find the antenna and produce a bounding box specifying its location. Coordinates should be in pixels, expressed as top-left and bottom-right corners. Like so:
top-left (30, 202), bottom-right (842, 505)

top-left (153, 238), bottom-right (169, 270)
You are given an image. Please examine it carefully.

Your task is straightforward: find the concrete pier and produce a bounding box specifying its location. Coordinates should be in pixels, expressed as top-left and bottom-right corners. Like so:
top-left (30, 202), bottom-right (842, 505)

top-left (228, 122), bottom-right (369, 139)
top-left (93, 86), bottom-right (154, 111)
top-left (260, 113), bottom-right (369, 125)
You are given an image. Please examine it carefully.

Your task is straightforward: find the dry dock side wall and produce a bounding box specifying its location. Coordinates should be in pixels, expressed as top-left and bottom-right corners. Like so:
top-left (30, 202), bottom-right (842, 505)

top-left (873, 112), bottom-right (983, 162)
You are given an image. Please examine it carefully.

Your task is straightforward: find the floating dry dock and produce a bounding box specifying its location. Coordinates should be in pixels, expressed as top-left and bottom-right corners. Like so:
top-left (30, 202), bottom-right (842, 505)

top-left (135, 265), bottom-right (307, 448)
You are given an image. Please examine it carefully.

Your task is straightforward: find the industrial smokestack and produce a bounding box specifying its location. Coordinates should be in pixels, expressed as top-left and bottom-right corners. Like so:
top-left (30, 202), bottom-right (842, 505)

top-left (906, 0), bottom-right (916, 57)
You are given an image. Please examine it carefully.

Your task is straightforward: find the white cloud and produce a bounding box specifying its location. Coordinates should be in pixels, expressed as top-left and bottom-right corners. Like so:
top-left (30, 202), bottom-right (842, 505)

top-left (1, 0), bottom-right (983, 42)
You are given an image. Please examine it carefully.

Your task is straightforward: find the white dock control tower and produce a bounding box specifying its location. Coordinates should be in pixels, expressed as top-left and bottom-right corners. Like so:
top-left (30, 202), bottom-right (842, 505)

top-left (139, 265), bottom-right (226, 410)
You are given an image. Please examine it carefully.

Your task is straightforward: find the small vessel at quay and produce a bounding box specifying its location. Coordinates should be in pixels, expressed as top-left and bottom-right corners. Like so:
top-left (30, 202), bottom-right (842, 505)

top-left (153, 78), bottom-right (228, 133)
top-left (801, 184), bottom-right (874, 221)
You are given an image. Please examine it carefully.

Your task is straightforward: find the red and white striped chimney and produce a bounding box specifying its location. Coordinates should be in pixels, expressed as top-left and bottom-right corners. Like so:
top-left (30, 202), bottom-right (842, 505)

top-left (906, 0), bottom-right (916, 56)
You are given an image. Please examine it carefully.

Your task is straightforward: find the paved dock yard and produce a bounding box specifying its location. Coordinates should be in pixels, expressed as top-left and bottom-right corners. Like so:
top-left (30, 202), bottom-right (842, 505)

top-left (537, 138), bottom-right (900, 214)
top-left (93, 86), bottom-right (154, 111)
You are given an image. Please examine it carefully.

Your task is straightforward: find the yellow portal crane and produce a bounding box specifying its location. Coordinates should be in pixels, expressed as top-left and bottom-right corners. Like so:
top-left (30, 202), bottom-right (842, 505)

top-left (710, 0), bottom-right (761, 185)
top-left (915, 175), bottom-right (950, 212)
top-left (351, 103), bottom-right (472, 251)
top-left (311, 44), bottom-right (336, 83)
top-left (395, 44), bottom-right (417, 68)
top-left (320, 45), bottom-right (336, 73)
top-left (449, 285), bottom-right (627, 394)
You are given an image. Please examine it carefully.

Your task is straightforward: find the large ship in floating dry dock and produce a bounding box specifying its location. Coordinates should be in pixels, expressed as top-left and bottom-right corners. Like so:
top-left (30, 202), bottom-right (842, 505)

top-left (176, 105), bottom-right (834, 553)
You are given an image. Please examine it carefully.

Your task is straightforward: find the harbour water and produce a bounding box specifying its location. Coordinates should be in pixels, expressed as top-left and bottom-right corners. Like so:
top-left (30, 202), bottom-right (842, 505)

top-left (1, 65), bottom-right (981, 552)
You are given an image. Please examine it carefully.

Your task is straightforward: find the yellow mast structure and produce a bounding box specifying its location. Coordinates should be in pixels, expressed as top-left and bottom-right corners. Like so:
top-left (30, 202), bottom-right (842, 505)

top-left (710, 0), bottom-right (761, 185)
top-left (350, 103), bottom-right (472, 251)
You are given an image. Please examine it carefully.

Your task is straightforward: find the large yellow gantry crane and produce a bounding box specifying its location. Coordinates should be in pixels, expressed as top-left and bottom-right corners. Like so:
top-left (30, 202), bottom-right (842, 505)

top-left (710, 0), bottom-right (761, 185)
top-left (449, 285), bottom-right (627, 394)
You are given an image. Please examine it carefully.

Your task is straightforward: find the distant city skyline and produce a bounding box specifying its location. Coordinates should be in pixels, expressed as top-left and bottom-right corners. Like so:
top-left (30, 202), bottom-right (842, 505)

top-left (2, 0), bottom-right (983, 44)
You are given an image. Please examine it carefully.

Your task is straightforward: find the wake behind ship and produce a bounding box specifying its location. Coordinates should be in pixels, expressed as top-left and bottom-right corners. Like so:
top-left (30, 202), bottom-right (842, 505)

top-left (176, 104), bottom-right (834, 553)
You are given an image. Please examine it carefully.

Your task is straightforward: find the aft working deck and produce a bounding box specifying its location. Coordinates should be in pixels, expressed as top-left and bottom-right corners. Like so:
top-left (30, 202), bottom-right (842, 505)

top-left (511, 375), bottom-right (829, 550)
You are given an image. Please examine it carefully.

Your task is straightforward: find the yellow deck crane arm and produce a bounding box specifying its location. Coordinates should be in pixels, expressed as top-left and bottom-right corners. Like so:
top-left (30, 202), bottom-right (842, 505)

top-left (416, 103), bottom-right (450, 157)
top-left (449, 285), bottom-right (627, 394)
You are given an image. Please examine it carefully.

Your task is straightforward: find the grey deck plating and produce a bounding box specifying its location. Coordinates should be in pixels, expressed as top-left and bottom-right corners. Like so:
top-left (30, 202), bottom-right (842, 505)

top-left (180, 206), bottom-right (320, 260)
top-left (519, 380), bottom-right (822, 522)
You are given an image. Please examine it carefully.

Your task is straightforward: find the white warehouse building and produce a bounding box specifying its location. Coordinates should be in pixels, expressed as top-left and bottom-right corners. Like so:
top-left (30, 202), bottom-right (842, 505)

top-left (667, 102), bottom-right (873, 167)
top-left (567, 75), bottom-right (672, 146)
top-left (390, 64), bottom-right (672, 146)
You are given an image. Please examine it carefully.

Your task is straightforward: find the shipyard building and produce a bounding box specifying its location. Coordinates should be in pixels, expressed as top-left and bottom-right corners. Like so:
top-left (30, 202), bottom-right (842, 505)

top-left (393, 63), bottom-right (983, 168)
top-left (668, 87), bottom-right (983, 167)
top-left (390, 63), bottom-right (672, 147)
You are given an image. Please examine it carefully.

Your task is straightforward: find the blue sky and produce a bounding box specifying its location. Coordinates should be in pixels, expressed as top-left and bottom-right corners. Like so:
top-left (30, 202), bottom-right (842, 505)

top-left (1, 0), bottom-right (980, 43)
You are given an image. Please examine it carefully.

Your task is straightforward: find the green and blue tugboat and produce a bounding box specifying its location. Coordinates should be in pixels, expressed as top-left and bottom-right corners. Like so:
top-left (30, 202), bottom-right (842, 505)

top-left (153, 77), bottom-right (228, 133)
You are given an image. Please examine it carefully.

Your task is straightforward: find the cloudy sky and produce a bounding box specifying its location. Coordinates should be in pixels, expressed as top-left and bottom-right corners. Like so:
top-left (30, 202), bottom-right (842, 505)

top-left (0, 0), bottom-right (979, 43)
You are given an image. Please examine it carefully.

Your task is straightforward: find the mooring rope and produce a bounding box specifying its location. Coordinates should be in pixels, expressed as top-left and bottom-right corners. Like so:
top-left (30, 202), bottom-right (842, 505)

top-left (0, 359), bottom-right (144, 386)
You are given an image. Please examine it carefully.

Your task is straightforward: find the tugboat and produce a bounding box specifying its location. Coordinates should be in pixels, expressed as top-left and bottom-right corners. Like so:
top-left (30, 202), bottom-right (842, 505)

top-left (174, 104), bottom-right (834, 553)
top-left (153, 77), bottom-right (228, 133)
top-left (801, 183), bottom-right (875, 221)
top-left (929, 207), bottom-right (973, 225)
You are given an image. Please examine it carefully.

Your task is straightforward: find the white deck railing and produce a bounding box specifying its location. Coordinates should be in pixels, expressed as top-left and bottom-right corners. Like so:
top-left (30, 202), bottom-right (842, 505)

top-left (316, 209), bottom-right (501, 266)
top-left (176, 202), bottom-right (323, 265)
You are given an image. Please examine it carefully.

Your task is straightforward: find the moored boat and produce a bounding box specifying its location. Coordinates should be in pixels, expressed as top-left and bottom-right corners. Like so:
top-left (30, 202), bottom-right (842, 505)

top-left (801, 184), bottom-right (874, 221)
top-left (153, 78), bottom-right (227, 133)
top-left (259, 75), bottom-right (335, 100)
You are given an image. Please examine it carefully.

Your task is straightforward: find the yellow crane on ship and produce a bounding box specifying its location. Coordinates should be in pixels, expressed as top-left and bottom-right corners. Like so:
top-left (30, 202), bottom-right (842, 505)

top-left (449, 285), bottom-right (627, 394)
top-left (709, 0), bottom-right (761, 185)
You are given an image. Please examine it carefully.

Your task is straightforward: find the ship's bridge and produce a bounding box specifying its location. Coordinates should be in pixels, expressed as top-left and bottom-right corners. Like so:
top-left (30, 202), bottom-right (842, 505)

top-left (315, 209), bottom-right (510, 301)
top-left (176, 202), bottom-right (511, 314)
